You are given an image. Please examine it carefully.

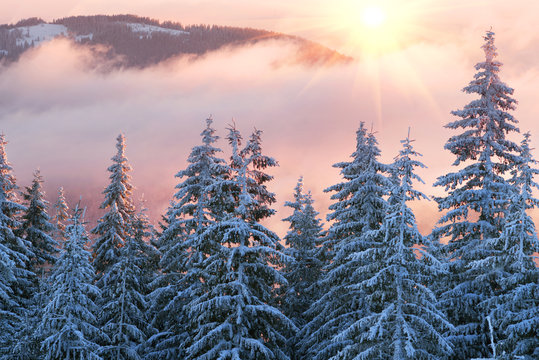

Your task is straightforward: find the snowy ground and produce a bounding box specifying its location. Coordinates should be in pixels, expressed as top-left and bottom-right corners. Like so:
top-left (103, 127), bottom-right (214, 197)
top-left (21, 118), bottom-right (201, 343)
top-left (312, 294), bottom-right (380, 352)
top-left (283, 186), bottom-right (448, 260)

top-left (124, 23), bottom-right (189, 38)
top-left (10, 24), bottom-right (68, 47)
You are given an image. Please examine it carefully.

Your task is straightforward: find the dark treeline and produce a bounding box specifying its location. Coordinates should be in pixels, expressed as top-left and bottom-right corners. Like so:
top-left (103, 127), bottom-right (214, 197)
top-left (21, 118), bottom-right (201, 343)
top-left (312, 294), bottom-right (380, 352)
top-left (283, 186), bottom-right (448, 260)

top-left (0, 15), bottom-right (351, 68)
top-left (0, 31), bottom-right (537, 360)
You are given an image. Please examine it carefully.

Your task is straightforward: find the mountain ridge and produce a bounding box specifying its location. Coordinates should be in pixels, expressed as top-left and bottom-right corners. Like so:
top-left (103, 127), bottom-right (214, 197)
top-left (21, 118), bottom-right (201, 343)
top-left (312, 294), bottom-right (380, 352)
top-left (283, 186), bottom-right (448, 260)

top-left (0, 14), bottom-right (353, 69)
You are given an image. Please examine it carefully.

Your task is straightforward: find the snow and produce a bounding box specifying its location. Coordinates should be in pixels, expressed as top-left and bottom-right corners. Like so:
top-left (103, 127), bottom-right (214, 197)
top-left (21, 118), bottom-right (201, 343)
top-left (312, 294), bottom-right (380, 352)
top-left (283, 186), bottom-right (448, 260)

top-left (10, 24), bottom-right (68, 46)
top-left (124, 23), bottom-right (189, 37)
top-left (75, 33), bottom-right (93, 42)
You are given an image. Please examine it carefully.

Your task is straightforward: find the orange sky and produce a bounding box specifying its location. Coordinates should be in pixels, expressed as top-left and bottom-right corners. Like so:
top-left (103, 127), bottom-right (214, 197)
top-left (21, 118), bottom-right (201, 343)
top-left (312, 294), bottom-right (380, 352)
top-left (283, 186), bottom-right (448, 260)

top-left (1, 1), bottom-right (539, 236)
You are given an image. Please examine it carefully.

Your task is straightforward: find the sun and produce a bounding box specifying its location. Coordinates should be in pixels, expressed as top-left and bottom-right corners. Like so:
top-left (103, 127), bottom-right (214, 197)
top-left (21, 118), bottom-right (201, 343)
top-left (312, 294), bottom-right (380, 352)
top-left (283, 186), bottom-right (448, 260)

top-left (361, 5), bottom-right (386, 29)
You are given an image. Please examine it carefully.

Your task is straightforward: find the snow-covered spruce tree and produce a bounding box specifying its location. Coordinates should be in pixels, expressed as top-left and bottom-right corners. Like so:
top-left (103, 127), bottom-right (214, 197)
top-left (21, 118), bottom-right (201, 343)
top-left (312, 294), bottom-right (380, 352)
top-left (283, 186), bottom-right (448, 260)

top-left (332, 133), bottom-right (453, 359)
top-left (99, 205), bottom-right (159, 360)
top-left (20, 169), bottom-right (58, 276)
top-left (185, 125), bottom-right (294, 360)
top-left (92, 133), bottom-right (135, 277)
top-left (146, 117), bottom-right (230, 359)
top-left (52, 187), bottom-right (69, 243)
top-left (281, 177), bottom-right (324, 359)
top-left (12, 170), bottom-right (58, 360)
top-left (299, 123), bottom-right (392, 360)
top-left (0, 239), bottom-right (17, 356)
top-left (39, 205), bottom-right (104, 360)
top-left (483, 132), bottom-right (538, 359)
top-left (0, 134), bottom-right (34, 358)
top-left (433, 31), bottom-right (521, 359)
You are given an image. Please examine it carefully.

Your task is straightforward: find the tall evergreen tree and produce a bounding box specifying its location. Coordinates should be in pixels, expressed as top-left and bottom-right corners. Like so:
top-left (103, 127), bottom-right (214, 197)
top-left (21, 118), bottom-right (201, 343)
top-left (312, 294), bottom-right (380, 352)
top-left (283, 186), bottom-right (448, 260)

top-left (92, 133), bottom-right (135, 276)
top-left (20, 169), bottom-right (57, 276)
top-left (0, 235), bottom-right (17, 356)
top-left (147, 117), bottom-right (230, 359)
top-left (0, 134), bottom-right (33, 358)
top-left (281, 177), bottom-right (324, 359)
top-left (100, 205), bottom-right (158, 360)
top-left (185, 125), bottom-right (294, 360)
top-left (433, 31), bottom-right (521, 359)
top-left (39, 205), bottom-right (104, 360)
top-left (483, 132), bottom-right (539, 359)
top-left (299, 123), bottom-right (392, 360)
top-left (333, 133), bottom-right (452, 359)
top-left (12, 170), bottom-right (58, 360)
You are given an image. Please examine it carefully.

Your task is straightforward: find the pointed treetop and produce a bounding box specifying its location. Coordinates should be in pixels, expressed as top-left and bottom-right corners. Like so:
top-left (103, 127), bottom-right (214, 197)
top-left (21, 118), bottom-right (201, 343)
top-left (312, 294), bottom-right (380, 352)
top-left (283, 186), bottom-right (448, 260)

top-left (115, 133), bottom-right (126, 158)
top-left (0, 133), bottom-right (17, 197)
top-left (482, 29), bottom-right (497, 63)
top-left (201, 116), bottom-right (219, 146)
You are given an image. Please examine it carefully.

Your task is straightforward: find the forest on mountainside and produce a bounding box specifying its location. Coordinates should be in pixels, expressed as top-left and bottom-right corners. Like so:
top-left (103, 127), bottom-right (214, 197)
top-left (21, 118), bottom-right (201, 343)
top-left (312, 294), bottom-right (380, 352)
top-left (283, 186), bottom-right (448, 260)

top-left (0, 15), bottom-right (352, 68)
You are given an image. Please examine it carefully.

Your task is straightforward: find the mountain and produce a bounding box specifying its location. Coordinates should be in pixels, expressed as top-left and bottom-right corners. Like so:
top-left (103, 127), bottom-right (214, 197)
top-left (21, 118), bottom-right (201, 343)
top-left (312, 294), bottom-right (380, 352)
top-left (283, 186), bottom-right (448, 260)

top-left (0, 15), bottom-right (352, 68)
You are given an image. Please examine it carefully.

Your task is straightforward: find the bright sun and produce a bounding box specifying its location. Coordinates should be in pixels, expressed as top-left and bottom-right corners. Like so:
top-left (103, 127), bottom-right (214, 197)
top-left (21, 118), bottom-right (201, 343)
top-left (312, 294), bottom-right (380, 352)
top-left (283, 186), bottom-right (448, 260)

top-left (361, 6), bottom-right (386, 29)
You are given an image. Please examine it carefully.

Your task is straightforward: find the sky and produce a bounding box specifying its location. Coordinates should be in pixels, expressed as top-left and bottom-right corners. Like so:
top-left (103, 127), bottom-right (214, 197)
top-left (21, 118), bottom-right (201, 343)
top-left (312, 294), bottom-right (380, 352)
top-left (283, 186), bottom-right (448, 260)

top-left (1, 0), bottom-right (539, 236)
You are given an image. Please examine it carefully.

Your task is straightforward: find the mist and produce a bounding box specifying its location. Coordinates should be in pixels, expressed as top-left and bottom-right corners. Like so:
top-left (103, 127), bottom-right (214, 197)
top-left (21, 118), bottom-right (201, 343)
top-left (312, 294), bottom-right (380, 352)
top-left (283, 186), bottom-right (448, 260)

top-left (1, 32), bottom-right (538, 236)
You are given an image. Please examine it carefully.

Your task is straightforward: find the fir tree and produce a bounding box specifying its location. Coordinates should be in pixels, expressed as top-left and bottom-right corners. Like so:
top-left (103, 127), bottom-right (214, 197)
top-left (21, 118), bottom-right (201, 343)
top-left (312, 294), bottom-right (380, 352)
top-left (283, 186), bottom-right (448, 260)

top-left (281, 177), bottom-right (324, 359)
top-left (52, 187), bottom-right (69, 243)
top-left (92, 134), bottom-right (135, 276)
top-left (39, 205), bottom-right (104, 360)
top-left (0, 239), bottom-right (17, 356)
top-left (433, 31), bottom-right (522, 359)
top-left (0, 134), bottom-right (33, 358)
top-left (486, 132), bottom-right (539, 359)
top-left (185, 125), bottom-right (294, 360)
top-left (147, 117), bottom-right (229, 359)
top-left (333, 132), bottom-right (453, 359)
top-left (100, 205), bottom-right (158, 360)
top-left (299, 123), bottom-right (392, 360)
top-left (20, 169), bottom-right (58, 276)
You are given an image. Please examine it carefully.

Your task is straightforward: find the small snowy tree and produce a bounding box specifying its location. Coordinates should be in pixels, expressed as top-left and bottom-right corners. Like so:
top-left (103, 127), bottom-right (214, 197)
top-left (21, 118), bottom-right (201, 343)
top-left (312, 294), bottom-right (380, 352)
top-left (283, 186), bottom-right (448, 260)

top-left (299, 123), bottom-right (392, 360)
top-left (39, 205), bottom-right (104, 360)
top-left (333, 133), bottom-right (453, 359)
top-left (20, 169), bottom-right (57, 276)
top-left (146, 117), bottom-right (230, 359)
top-left (185, 125), bottom-right (294, 360)
top-left (52, 187), bottom-right (69, 243)
top-left (281, 177), bottom-right (324, 359)
top-left (433, 31), bottom-right (521, 359)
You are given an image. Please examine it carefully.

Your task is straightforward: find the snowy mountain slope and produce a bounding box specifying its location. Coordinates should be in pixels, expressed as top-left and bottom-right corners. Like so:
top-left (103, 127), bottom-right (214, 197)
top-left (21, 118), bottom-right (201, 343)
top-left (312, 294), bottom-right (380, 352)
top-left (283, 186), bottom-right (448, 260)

top-left (10, 23), bottom-right (68, 47)
top-left (125, 22), bottom-right (189, 37)
top-left (0, 15), bottom-right (352, 68)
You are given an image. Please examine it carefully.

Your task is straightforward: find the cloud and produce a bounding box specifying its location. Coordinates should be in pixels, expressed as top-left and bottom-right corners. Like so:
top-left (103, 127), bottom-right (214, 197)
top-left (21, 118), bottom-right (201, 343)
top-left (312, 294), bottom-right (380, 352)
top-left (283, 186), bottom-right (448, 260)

top-left (0, 28), bottom-right (538, 236)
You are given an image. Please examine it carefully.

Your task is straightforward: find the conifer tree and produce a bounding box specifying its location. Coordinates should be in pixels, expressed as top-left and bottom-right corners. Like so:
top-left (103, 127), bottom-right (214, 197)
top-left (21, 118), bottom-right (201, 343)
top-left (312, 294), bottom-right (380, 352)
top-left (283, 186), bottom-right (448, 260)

top-left (147, 117), bottom-right (229, 359)
top-left (281, 177), bottom-right (324, 359)
top-left (299, 123), bottom-right (392, 360)
top-left (0, 240), bottom-right (17, 356)
top-left (39, 205), bottom-right (104, 360)
top-left (433, 31), bottom-right (521, 359)
top-left (52, 187), bottom-right (69, 242)
top-left (100, 205), bottom-right (158, 360)
top-left (12, 170), bottom-right (58, 360)
top-left (185, 125), bottom-right (294, 360)
top-left (0, 134), bottom-right (33, 357)
top-left (333, 133), bottom-right (452, 359)
top-left (485, 132), bottom-right (539, 359)
top-left (20, 169), bottom-right (57, 276)
top-left (92, 134), bottom-right (134, 276)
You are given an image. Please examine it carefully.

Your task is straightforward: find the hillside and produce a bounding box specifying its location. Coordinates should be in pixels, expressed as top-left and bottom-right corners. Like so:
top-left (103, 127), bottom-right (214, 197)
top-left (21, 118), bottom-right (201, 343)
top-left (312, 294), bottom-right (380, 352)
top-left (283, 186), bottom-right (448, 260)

top-left (0, 15), bottom-right (352, 68)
